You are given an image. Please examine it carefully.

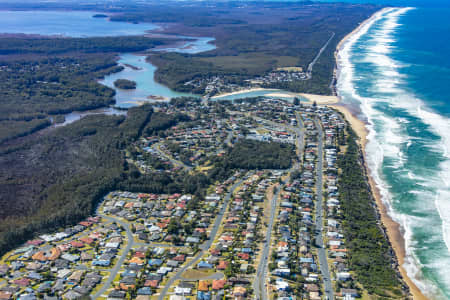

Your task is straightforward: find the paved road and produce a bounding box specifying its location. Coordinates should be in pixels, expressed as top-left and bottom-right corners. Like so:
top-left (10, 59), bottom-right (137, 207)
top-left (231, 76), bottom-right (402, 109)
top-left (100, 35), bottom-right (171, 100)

top-left (254, 182), bottom-right (282, 300)
top-left (216, 130), bottom-right (234, 155)
top-left (155, 143), bottom-right (192, 170)
top-left (158, 178), bottom-right (244, 300)
top-left (92, 213), bottom-right (135, 299)
top-left (306, 32), bottom-right (335, 80)
top-left (152, 143), bottom-right (192, 170)
top-left (294, 112), bottom-right (305, 157)
top-left (253, 116), bottom-right (305, 300)
top-left (225, 130), bottom-right (233, 146)
top-left (314, 119), bottom-right (334, 300)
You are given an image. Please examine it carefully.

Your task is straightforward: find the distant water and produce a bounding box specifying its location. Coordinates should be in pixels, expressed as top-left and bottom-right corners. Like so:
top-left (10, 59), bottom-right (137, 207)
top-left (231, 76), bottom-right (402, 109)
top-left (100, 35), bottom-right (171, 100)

top-left (100, 37), bottom-right (217, 107)
top-left (100, 54), bottom-right (195, 107)
top-left (0, 10), bottom-right (218, 105)
top-left (0, 10), bottom-right (156, 37)
top-left (337, 4), bottom-right (450, 299)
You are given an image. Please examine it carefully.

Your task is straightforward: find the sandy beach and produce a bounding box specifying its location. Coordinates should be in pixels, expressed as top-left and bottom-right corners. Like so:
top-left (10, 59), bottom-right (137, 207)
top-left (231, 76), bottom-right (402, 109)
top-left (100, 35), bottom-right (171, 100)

top-left (209, 13), bottom-right (427, 299)
top-left (333, 7), bottom-right (393, 90)
top-left (330, 104), bottom-right (428, 300)
top-left (212, 89), bottom-right (340, 105)
top-left (300, 93), bottom-right (339, 105)
top-left (332, 8), bottom-right (428, 299)
top-left (210, 88), bottom-right (273, 99)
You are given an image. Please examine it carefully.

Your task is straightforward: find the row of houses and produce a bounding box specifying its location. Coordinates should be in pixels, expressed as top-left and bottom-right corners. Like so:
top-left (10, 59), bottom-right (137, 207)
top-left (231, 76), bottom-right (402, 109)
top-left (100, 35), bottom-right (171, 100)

top-left (319, 108), bottom-right (360, 300)
top-left (0, 216), bottom-right (124, 299)
top-left (268, 111), bottom-right (322, 299)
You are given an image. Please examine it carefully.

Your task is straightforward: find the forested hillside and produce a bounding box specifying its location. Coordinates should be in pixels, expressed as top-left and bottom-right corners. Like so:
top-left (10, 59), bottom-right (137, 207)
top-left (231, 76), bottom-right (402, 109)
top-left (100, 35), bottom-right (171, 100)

top-left (0, 36), bottom-right (172, 144)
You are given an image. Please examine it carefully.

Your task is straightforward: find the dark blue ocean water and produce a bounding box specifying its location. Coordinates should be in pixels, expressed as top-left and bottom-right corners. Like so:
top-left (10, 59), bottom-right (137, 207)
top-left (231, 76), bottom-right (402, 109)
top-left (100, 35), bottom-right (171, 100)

top-left (335, 1), bottom-right (450, 298)
top-left (0, 2), bottom-right (449, 297)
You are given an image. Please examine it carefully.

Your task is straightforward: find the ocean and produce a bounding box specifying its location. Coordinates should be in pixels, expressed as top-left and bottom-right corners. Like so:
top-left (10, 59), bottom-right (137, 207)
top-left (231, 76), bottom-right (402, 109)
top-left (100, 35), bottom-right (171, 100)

top-left (0, 3), bottom-right (449, 298)
top-left (336, 1), bottom-right (450, 298)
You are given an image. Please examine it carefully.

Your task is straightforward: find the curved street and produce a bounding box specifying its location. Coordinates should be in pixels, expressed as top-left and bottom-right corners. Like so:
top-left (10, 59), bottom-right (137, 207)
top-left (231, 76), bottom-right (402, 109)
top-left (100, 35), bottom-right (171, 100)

top-left (152, 143), bottom-right (192, 170)
top-left (158, 178), bottom-right (244, 300)
top-left (92, 213), bottom-right (135, 299)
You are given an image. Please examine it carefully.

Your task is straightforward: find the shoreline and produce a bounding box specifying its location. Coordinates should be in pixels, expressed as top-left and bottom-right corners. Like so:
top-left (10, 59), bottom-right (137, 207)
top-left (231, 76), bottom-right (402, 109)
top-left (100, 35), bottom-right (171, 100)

top-left (330, 104), bottom-right (428, 300)
top-left (210, 88), bottom-right (275, 99)
top-left (332, 7), bottom-right (393, 95)
top-left (211, 89), bottom-right (340, 106)
top-left (332, 7), bottom-right (428, 300)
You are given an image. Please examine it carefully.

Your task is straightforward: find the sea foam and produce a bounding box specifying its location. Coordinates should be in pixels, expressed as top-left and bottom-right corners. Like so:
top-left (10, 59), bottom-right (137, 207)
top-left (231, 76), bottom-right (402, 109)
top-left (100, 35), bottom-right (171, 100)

top-left (337, 6), bottom-right (450, 299)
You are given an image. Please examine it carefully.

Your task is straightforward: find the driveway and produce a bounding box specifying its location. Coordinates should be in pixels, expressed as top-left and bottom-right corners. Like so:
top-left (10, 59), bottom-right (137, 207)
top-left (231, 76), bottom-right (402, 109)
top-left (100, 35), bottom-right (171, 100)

top-left (158, 178), bottom-right (244, 300)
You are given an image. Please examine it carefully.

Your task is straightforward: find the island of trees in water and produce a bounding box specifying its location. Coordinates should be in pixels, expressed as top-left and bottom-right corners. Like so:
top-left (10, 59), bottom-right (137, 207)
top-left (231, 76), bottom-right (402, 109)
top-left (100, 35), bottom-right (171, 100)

top-left (114, 79), bottom-right (136, 89)
top-left (0, 2), bottom-right (404, 297)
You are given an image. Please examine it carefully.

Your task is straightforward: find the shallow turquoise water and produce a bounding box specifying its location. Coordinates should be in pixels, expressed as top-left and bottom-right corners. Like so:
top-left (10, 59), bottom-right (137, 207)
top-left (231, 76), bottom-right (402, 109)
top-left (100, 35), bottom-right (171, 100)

top-left (2, 7), bottom-right (450, 297)
top-left (99, 54), bottom-right (196, 107)
top-left (0, 10), bottom-right (218, 106)
top-left (100, 37), bottom-right (216, 107)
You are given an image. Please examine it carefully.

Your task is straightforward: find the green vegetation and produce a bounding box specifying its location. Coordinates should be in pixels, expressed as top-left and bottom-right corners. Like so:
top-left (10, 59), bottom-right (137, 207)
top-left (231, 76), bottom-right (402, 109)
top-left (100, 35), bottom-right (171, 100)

top-left (226, 140), bottom-right (295, 170)
top-left (338, 128), bottom-right (405, 296)
top-left (139, 2), bottom-right (380, 95)
top-left (114, 79), bottom-right (136, 89)
top-left (0, 56), bottom-right (118, 142)
top-left (0, 35), bottom-right (173, 144)
top-left (0, 36), bottom-right (169, 55)
top-left (0, 118), bottom-right (51, 144)
top-left (210, 140), bottom-right (295, 180)
top-left (0, 105), bottom-right (194, 256)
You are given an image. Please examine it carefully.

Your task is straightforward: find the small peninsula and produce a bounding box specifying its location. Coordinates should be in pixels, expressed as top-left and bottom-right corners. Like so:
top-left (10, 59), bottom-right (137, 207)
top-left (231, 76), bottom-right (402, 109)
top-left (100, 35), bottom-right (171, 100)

top-left (92, 14), bottom-right (108, 18)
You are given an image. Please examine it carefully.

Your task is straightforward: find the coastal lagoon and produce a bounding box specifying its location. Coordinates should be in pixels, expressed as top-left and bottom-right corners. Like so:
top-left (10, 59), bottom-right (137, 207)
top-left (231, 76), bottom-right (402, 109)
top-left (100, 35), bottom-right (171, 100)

top-left (100, 37), bottom-right (217, 107)
top-left (0, 10), bottom-right (304, 106)
top-left (337, 4), bottom-right (450, 298)
top-left (3, 6), bottom-right (450, 298)
top-left (0, 10), bottom-right (217, 106)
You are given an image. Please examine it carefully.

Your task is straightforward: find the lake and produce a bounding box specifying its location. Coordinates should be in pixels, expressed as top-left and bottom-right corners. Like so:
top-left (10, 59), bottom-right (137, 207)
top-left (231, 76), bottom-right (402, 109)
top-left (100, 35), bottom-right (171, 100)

top-left (0, 10), bottom-right (157, 37)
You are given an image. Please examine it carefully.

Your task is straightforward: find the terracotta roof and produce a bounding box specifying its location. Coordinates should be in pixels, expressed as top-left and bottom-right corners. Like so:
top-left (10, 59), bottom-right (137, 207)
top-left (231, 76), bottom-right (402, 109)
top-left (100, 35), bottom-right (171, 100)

top-left (129, 257), bottom-right (144, 265)
top-left (217, 261), bottom-right (229, 270)
top-left (198, 280), bottom-right (209, 292)
top-left (31, 248), bottom-right (60, 261)
top-left (79, 221), bottom-right (92, 227)
top-left (0, 291), bottom-right (12, 300)
top-left (79, 237), bottom-right (94, 244)
top-left (120, 283), bottom-right (135, 290)
top-left (134, 251), bottom-right (146, 258)
top-left (70, 241), bottom-right (85, 248)
top-left (144, 280), bottom-right (159, 288)
top-left (212, 279), bottom-right (226, 290)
